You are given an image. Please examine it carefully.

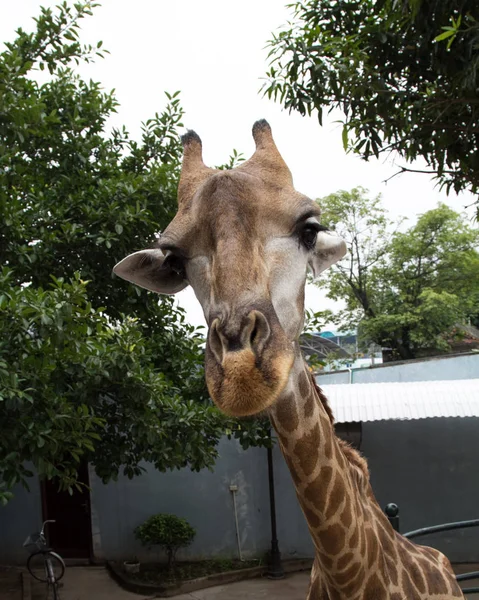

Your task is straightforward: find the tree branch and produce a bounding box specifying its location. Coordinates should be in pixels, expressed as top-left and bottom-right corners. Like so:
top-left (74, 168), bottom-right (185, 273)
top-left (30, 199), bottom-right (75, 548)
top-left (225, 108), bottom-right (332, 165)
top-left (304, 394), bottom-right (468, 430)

top-left (383, 165), bottom-right (459, 185)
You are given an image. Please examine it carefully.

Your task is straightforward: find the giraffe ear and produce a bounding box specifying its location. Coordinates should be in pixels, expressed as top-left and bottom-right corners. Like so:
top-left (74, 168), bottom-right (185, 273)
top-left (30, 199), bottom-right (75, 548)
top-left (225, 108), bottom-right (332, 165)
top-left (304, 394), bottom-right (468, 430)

top-left (113, 249), bottom-right (188, 294)
top-left (309, 230), bottom-right (347, 277)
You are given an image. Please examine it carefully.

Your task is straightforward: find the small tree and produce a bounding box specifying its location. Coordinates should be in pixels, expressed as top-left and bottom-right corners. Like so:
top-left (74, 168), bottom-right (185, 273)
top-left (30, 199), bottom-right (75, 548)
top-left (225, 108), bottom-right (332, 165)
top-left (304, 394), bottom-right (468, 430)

top-left (0, 1), bottom-right (272, 503)
top-left (135, 514), bottom-right (196, 570)
top-left (315, 190), bottom-right (479, 360)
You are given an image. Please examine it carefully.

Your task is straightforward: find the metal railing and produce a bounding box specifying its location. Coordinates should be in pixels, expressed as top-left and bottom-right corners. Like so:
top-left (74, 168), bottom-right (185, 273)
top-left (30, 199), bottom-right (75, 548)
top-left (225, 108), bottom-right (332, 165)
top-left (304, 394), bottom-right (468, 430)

top-left (384, 504), bottom-right (479, 595)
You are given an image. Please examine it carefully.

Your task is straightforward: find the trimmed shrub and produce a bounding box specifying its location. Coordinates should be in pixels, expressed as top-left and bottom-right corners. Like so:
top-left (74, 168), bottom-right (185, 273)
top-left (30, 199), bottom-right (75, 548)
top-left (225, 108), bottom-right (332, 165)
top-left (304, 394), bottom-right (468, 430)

top-left (135, 514), bottom-right (196, 568)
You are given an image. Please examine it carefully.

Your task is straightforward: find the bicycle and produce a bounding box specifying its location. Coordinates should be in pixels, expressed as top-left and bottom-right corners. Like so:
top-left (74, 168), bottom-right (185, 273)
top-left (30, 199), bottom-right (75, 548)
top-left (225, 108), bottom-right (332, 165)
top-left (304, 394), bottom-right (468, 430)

top-left (23, 519), bottom-right (65, 599)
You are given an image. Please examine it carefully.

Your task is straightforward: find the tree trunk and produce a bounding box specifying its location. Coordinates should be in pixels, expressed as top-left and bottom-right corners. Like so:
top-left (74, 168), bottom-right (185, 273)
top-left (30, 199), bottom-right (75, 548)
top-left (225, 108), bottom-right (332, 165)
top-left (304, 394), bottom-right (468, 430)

top-left (391, 329), bottom-right (415, 361)
top-left (166, 548), bottom-right (174, 572)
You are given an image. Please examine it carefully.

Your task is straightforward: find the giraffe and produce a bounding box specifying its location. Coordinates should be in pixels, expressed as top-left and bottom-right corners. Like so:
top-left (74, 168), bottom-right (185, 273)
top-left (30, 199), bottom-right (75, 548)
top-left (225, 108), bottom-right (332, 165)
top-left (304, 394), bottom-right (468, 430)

top-left (113, 120), bottom-right (464, 600)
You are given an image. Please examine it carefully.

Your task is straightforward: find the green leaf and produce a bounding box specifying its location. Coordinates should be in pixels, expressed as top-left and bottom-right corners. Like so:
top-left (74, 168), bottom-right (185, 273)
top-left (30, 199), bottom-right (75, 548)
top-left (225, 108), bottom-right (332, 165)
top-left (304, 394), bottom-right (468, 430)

top-left (434, 29), bottom-right (456, 42)
top-left (342, 125), bottom-right (349, 151)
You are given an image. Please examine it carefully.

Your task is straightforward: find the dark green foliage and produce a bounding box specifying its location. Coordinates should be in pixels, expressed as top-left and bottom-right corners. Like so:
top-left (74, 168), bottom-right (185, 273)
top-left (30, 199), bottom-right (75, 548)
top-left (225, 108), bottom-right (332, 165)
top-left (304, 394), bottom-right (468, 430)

top-left (0, 270), bottom-right (227, 494)
top-left (135, 514), bottom-right (196, 568)
top-left (0, 2), bottom-right (270, 505)
top-left (265, 0), bottom-right (479, 214)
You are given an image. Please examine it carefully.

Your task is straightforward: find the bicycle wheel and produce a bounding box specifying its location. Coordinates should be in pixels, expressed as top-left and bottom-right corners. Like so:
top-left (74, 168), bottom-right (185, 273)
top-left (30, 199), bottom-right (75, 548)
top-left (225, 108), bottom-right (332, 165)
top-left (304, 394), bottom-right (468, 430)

top-left (27, 551), bottom-right (65, 583)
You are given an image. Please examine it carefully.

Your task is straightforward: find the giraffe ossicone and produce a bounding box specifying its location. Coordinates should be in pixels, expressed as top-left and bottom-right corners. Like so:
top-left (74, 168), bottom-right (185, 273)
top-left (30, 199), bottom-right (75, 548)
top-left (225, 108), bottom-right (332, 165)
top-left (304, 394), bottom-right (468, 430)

top-left (114, 121), bottom-right (463, 599)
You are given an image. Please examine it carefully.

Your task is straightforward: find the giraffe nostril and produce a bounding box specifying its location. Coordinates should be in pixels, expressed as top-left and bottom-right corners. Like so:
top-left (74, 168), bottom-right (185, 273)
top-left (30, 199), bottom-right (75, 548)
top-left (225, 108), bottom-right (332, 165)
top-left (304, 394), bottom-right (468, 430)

top-left (209, 318), bottom-right (224, 363)
top-left (246, 310), bottom-right (270, 354)
top-left (209, 311), bottom-right (271, 363)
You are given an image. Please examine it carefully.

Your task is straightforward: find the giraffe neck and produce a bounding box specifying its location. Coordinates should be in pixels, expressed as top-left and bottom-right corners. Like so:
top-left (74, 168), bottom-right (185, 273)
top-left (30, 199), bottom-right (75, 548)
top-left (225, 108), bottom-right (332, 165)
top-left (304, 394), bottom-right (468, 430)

top-left (268, 349), bottom-right (388, 596)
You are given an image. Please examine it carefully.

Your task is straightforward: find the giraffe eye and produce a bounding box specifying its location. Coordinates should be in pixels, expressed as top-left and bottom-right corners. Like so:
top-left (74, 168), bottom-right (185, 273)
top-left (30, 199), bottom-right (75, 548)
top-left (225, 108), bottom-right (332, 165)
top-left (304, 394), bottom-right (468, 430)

top-left (163, 254), bottom-right (186, 278)
top-left (300, 224), bottom-right (320, 250)
top-left (300, 222), bottom-right (329, 251)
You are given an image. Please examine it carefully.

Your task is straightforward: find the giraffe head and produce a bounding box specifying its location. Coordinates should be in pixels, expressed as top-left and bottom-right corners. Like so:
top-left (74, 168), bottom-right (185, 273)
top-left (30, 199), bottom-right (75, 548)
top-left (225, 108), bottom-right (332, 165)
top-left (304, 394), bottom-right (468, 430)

top-left (114, 121), bottom-right (346, 417)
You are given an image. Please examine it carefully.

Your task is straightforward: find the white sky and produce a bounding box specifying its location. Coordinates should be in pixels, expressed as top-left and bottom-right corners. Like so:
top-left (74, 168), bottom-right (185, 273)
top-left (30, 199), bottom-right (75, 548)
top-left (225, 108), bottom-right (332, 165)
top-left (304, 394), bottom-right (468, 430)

top-left (2, 0), bottom-right (476, 329)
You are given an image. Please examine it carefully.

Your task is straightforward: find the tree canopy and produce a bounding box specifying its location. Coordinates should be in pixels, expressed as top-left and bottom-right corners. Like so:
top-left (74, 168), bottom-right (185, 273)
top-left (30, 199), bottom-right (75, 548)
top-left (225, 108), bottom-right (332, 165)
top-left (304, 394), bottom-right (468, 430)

top-left (264, 0), bottom-right (479, 213)
top-left (0, 2), bottom-right (268, 505)
top-left (316, 189), bottom-right (479, 360)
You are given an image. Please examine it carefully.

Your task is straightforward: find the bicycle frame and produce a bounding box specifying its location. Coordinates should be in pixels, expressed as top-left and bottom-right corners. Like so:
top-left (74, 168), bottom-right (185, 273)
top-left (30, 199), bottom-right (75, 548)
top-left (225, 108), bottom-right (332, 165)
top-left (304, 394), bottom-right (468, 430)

top-left (40, 519), bottom-right (57, 542)
top-left (24, 519), bottom-right (65, 598)
top-left (46, 554), bottom-right (56, 583)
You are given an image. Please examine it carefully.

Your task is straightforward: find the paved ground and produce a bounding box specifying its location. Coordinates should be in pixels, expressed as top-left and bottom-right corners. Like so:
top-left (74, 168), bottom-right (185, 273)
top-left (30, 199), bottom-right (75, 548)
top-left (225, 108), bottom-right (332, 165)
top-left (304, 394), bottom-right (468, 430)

top-left (32, 567), bottom-right (310, 600)
top-left (7, 565), bottom-right (479, 599)
top-left (31, 567), bottom-right (140, 600)
top-left (171, 572), bottom-right (310, 600)
top-left (35, 567), bottom-right (479, 600)
top-left (0, 567), bottom-right (22, 600)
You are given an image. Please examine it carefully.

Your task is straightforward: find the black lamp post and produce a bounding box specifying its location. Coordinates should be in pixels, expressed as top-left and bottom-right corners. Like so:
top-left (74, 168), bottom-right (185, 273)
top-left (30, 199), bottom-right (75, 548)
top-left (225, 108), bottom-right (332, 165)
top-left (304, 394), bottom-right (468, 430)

top-left (266, 429), bottom-right (284, 579)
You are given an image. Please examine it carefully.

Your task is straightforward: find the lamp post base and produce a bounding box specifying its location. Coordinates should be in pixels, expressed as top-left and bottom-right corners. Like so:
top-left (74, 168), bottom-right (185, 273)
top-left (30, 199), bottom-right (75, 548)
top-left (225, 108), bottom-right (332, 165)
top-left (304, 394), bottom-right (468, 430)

top-left (266, 540), bottom-right (285, 579)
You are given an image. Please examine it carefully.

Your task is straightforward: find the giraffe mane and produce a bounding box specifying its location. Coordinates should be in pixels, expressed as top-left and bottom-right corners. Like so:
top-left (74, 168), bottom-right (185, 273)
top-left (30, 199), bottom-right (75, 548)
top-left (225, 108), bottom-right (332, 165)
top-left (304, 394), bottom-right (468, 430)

top-left (337, 438), bottom-right (370, 491)
top-left (309, 372), bottom-right (335, 424)
top-left (310, 372), bottom-right (370, 489)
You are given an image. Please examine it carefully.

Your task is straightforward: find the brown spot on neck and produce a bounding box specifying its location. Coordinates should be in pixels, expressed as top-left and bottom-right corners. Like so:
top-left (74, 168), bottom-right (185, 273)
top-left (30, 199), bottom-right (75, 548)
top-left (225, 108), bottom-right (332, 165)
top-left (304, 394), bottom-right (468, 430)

top-left (319, 523), bottom-right (345, 556)
top-left (363, 572), bottom-right (385, 598)
top-left (273, 392), bottom-right (299, 433)
top-left (408, 560), bottom-right (427, 594)
top-left (336, 552), bottom-right (354, 572)
top-left (340, 504), bottom-right (352, 528)
top-left (304, 466), bottom-right (334, 514)
top-left (298, 369), bottom-right (310, 397)
top-left (294, 423), bottom-right (321, 476)
top-left (304, 391), bottom-right (315, 418)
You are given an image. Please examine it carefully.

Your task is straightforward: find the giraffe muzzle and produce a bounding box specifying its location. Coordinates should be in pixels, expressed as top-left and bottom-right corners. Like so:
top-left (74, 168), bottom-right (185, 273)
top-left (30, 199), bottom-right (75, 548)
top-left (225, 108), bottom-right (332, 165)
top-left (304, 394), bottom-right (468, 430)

top-left (205, 309), bottom-right (295, 417)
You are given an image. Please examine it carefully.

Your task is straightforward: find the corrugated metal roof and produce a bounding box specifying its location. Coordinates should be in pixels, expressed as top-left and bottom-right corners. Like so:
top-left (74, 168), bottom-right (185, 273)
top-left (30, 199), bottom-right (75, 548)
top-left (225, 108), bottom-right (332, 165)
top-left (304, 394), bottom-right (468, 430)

top-left (320, 379), bottom-right (479, 423)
